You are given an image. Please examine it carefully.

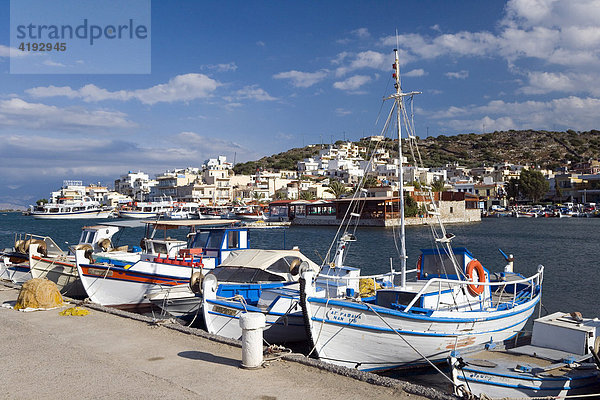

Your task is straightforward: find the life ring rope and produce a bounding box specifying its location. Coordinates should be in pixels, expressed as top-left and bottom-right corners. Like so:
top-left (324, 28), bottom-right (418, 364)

top-left (466, 260), bottom-right (486, 296)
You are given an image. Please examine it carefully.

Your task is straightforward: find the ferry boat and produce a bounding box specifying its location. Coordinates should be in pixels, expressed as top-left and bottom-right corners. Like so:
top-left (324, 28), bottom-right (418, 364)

top-left (29, 180), bottom-right (113, 219)
top-left (29, 196), bottom-right (112, 219)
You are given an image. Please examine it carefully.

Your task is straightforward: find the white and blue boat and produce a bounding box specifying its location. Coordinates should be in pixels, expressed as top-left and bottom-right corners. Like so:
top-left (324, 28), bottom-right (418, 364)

top-left (298, 49), bottom-right (544, 373)
top-left (200, 248), bottom-right (319, 343)
top-left (449, 311), bottom-right (600, 399)
top-left (74, 220), bottom-right (245, 310)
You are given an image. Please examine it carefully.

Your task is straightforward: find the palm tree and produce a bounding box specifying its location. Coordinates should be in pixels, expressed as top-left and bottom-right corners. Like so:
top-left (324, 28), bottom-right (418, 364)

top-left (431, 178), bottom-right (446, 192)
top-left (298, 191), bottom-right (316, 200)
top-left (326, 180), bottom-right (349, 198)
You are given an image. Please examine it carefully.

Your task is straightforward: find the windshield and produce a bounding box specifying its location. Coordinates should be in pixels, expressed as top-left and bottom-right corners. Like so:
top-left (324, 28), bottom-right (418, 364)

top-left (211, 267), bottom-right (285, 283)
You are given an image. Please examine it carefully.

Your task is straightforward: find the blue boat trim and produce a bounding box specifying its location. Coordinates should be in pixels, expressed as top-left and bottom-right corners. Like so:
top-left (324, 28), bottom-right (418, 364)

top-left (455, 373), bottom-right (598, 392)
top-left (461, 366), bottom-right (598, 382)
top-left (310, 310), bottom-right (533, 337)
top-left (307, 295), bottom-right (539, 323)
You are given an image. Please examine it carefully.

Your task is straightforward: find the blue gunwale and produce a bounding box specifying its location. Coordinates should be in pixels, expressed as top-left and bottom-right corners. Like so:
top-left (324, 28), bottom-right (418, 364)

top-left (307, 294), bottom-right (539, 323)
top-left (310, 311), bottom-right (534, 337)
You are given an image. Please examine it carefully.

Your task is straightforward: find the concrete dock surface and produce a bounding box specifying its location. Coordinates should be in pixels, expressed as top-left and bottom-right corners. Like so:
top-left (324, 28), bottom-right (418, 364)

top-left (0, 283), bottom-right (452, 399)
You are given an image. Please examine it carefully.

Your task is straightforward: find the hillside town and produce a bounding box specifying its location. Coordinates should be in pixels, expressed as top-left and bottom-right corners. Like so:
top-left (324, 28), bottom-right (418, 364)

top-left (29, 138), bottom-right (600, 224)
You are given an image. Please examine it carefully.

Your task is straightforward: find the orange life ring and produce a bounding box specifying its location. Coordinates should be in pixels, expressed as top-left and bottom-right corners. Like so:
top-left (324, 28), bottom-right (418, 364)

top-left (416, 254), bottom-right (422, 278)
top-left (466, 260), bottom-right (486, 296)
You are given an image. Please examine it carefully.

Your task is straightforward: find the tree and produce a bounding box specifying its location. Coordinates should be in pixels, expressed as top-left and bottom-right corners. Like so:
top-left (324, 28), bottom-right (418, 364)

top-left (431, 178), bottom-right (445, 192)
top-left (325, 180), bottom-right (349, 198)
top-left (505, 178), bottom-right (520, 203)
top-left (298, 191), bottom-right (316, 200)
top-left (363, 177), bottom-right (379, 188)
top-left (36, 199), bottom-right (48, 205)
top-left (404, 194), bottom-right (419, 217)
top-left (518, 169), bottom-right (549, 203)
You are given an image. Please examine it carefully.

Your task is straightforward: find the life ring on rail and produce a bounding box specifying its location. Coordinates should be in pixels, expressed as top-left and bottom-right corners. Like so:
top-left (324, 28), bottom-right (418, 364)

top-left (466, 260), bottom-right (486, 296)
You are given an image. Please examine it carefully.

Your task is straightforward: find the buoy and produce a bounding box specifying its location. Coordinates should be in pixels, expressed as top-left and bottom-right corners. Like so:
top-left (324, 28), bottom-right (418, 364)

top-left (239, 312), bottom-right (266, 369)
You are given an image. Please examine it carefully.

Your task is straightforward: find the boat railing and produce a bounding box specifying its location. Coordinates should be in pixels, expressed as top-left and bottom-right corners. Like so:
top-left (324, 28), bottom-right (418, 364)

top-left (402, 265), bottom-right (544, 313)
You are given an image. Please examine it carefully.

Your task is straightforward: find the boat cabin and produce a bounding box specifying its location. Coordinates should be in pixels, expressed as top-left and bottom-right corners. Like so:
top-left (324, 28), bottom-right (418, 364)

top-left (142, 220), bottom-right (248, 269)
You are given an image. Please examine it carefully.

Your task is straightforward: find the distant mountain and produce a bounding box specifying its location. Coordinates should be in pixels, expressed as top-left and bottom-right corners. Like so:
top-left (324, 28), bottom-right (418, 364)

top-left (233, 130), bottom-right (600, 173)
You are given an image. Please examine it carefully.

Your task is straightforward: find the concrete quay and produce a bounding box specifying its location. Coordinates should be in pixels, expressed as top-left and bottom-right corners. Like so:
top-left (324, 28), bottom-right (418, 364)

top-left (0, 282), bottom-right (452, 400)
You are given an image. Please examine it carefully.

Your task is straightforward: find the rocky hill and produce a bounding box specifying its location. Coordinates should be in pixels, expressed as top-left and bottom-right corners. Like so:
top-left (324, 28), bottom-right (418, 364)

top-left (233, 130), bottom-right (600, 174)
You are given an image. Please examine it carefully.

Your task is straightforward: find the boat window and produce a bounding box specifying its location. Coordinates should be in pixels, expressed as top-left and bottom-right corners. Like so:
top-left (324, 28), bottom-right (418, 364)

top-left (211, 267), bottom-right (285, 283)
top-left (266, 256), bottom-right (301, 275)
top-left (191, 232), bottom-right (209, 248)
top-left (86, 231), bottom-right (96, 244)
top-left (152, 242), bottom-right (168, 254)
top-left (227, 231), bottom-right (239, 248)
top-left (206, 231), bottom-right (224, 249)
top-left (421, 253), bottom-right (464, 278)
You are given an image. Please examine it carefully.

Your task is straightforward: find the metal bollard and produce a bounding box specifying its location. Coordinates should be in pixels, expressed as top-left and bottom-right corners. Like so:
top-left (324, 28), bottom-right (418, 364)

top-left (239, 312), bottom-right (266, 369)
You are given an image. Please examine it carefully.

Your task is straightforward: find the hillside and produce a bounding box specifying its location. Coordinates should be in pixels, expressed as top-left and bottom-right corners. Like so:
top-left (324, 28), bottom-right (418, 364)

top-left (233, 130), bottom-right (600, 174)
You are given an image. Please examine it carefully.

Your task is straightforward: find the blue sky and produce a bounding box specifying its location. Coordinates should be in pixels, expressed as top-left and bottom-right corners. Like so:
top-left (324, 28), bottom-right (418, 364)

top-left (1, 0), bottom-right (600, 207)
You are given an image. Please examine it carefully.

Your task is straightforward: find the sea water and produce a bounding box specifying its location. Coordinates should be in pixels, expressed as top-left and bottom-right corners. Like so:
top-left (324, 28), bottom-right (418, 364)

top-left (0, 212), bottom-right (597, 317)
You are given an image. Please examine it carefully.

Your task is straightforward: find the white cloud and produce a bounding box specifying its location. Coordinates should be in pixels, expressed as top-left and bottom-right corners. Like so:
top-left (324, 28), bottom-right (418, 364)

top-left (174, 131), bottom-right (245, 152)
top-left (430, 95), bottom-right (600, 132)
top-left (273, 70), bottom-right (328, 88)
top-left (26, 73), bottom-right (221, 105)
top-left (445, 70), bottom-right (469, 79)
top-left (0, 98), bottom-right (135, 130)
top-left (404, 69), bottom-right (426, 77)
top-left (0, 44), bottom-right (31, 58)
top-left (352, 28), bottom-right (370, 38)
top-left (334, 50), bottom-right (390, 77)
top-left (42, 59), bottom-right (66, 67)
top-left (256, 41), bottom-right (266, 47)
top-left (335, 108), bottom-right (352, 116)
top-left (203, 62), bottom-right (238, 72)
top-left (333, 75), bottom-right (371, 91)
top-left (230, 85), bottom-right (277, 101)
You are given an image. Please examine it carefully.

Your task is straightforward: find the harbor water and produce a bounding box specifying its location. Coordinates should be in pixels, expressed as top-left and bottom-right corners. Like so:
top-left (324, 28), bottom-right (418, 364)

top-left (1, 212), bottom-right (596, 318)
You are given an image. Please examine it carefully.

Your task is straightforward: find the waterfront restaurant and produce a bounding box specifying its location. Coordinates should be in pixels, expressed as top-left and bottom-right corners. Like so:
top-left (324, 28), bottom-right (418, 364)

top-left (270, 192), bottom-right (480, 226)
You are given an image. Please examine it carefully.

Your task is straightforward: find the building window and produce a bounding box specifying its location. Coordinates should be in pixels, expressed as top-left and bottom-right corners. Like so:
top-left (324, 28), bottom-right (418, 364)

top-left (450, 206), bottom-right (454, 213)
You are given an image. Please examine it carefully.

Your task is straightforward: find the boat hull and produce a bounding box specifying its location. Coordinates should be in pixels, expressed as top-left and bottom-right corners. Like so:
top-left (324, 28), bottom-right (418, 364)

top-left (31, 210), bottom-right (112, 219)
top-left (29, 254), bottom-right (86, 297)
top-left (450, 355), bottom-right (600, 399)
top-left (75, 256), bottom-right (193, 307)
top-left (302, 291), bottom-right (540, 371)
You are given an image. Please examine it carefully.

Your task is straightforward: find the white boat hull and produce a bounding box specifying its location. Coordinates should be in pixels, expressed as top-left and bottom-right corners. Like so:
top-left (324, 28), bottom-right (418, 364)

top-left (31, 210), bottom-right (112, 219)
top-left (451, 360), bottom-right (599, 399)
top-left (203, 298), bottom-right (306, 343)
top-left (302, 288), bottom-right (540, 371)
top-left (29, 254), bottom-right (86, 297)
top-left (75, 254), bottom-right (197, 308)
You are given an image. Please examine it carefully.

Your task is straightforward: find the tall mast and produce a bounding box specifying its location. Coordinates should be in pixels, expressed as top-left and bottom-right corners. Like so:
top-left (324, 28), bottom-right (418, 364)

top-left (393, 49), bottom-right (407, 288)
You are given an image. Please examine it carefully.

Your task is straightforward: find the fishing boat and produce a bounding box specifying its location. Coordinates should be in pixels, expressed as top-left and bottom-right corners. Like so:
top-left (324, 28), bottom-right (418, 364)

top-left (27, 221), bottom-right (145, 297)
top-left (298, 49), bottom-right (544, 373)
top-left (0, 234), bottom-right (63, 284)
top-left (449, 311), bottom-right (600, 399)
top-left (29, 196), bottom-right (113, 219)
top-left (164, 248), bottom-right (317, 342)
top-left (74, 220), bottom-right (245, 310)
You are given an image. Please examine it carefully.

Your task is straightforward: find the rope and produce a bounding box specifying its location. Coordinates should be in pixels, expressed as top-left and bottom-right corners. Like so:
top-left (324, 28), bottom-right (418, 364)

top-left (362, 302), bottom-right (458, 388)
